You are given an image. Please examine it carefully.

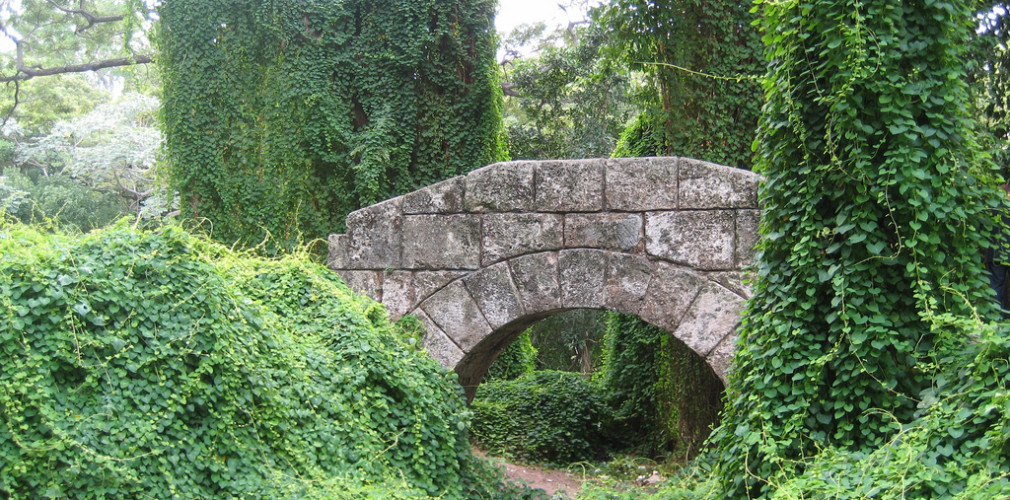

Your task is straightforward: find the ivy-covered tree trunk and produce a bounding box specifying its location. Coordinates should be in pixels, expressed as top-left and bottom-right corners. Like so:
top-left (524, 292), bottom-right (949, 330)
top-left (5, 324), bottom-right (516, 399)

top-left (711, 0), bottom-right (1004, 496)
top-left (158, 0), bottom-right (506, 253)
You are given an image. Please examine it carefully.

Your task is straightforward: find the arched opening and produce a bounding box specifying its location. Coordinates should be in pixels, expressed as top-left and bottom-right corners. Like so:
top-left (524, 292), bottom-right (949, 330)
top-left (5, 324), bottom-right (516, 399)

top-left (462, 308), bottom-right (727, 464)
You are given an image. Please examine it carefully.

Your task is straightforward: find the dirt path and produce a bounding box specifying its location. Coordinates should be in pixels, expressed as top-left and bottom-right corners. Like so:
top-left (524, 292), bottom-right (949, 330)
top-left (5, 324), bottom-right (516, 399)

top-left (474, 450), bottom-right (585, 498)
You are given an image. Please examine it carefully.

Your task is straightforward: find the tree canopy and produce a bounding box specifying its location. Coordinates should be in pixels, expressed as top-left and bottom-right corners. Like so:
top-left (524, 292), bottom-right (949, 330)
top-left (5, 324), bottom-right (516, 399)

top-left (0, 0), bottom-right (152, 84)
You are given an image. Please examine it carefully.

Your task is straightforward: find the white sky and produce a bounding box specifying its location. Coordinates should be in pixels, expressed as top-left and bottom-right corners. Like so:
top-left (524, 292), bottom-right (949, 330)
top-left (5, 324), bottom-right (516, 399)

top-left (495, 0), bottom-right (595, 35)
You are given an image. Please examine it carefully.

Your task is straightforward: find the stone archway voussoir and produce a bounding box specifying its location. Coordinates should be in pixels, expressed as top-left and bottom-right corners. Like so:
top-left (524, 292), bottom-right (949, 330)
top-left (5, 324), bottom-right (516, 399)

top-left (603, 252), bottom-right (656, 316)
top-left (506, 252), bottom-right (562, 315)
top-left (418, 280), bottom-right (492, 352)
top-left (413, 309), bottom-right (465, 368)
top-left (673, 283), bottom-right (746, 357)
top-left (638, 263), bottom-right (706, 333)
top-left (462, 262), bottom-right (525, 330)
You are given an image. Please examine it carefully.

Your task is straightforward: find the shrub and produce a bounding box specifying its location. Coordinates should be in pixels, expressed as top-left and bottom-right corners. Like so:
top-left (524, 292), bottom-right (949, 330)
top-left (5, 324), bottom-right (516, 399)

top-left (483, 330), bottom-right (538, 383)
top-left (0, 168), bottom-right (127, 233)
top-left (470, 371), bottom-right (613, 464)
top-left (0, 221), bottom-right (516, 498)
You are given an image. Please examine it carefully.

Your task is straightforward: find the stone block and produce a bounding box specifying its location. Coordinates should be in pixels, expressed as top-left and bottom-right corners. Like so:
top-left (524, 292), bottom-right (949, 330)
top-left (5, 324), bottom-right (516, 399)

top-left (674, 283), bottom-right (745, 357)
top-left (327, 233), bottom-right (346, 269)
top-left (606, 157), bottom-right (678, 211)
top-left (508, 252), bottom-right (561, 314)
top-left (336, 270), bottom-right (382, 301)
top-left (380, 271), bottom-right (414, 320)
top-left (559, 249), bottom-right (608, 308)
top-left (565, 213), bottom-right (642, 251)
top-left (464, 262), bottom-right (525, 330)
top-left (402, 215), bottom-right (481, 270)
top-left (341, 198), bottom-right (403, 269)
top-left (402, 176), bottom-right (465, 214)
top-left (678, 158), bottom-right (759, 209)
top-left (736, 209), bottom-right (761, 267)
top-left (535, 160), bottom-right (605, 212)
top-left (415, 310), bottom-right (464, 368)
top-left (646, 210), bottom-right (736, 270)
top-left (705, 271), bottom-right (754, 300)
top-left (413, 271), bottom-right (467, 303)
top-left (604, 253), bottom-right (654, 316)
top-left (464, 161), bottom-right (535, 212)
top-left (419, 281), bottom-right (492, 352)
top-left (482, 213), bottom-right (563, 265)
top-left (639, 263), bottom-right (704, 332)
top-left (705, 332), bottom-right (739, 385)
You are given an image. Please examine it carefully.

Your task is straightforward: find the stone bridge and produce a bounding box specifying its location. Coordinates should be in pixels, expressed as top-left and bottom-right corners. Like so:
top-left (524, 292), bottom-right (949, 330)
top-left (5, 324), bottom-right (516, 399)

top-left (328, 157), bottom-right (761, 398)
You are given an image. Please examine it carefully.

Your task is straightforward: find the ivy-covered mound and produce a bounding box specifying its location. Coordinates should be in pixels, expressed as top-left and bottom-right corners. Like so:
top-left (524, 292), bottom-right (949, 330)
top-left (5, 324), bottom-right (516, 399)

top-left (0, 222), bottom-right (493, 498)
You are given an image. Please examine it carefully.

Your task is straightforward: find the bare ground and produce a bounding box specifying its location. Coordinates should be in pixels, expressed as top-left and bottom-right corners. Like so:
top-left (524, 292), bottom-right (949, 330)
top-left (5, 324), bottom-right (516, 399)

top-left (474, 449), bottom-right (585, 498)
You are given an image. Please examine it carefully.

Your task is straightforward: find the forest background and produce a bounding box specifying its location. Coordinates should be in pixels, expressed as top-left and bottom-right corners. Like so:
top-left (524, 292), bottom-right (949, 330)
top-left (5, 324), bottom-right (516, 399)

top-left (2, 0), bottom-right (1010, 498)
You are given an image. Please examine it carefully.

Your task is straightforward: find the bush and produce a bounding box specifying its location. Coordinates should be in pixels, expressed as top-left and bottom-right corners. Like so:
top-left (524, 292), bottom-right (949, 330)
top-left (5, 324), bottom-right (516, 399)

top-left (483, 330), bottom-right (538, 383)
top-left (0, 168), bottom-right (127, 233)
top-left (471, 371), bottom-right (613, 464)
top-left (0, 221), bottom-right (521, 498)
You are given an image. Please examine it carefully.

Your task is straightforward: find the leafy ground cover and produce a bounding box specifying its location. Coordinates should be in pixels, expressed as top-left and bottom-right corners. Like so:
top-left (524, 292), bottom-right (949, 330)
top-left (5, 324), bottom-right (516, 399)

top-left (0, 220), bottom-right (537, 499)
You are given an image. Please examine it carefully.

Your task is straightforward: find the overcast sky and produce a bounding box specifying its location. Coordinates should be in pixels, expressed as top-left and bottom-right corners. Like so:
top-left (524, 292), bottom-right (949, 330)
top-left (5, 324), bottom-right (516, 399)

top-left (495, 0), bottom-right (597, 35)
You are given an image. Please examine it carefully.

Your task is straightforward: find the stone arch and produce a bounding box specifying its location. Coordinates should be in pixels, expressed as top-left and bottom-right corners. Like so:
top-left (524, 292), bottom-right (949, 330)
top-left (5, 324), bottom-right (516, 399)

top-left (328, 157), bottom-right (760, 398)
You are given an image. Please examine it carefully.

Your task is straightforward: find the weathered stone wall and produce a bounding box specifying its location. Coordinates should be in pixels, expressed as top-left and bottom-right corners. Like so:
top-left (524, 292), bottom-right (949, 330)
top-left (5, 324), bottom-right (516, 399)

top-left (328, 157), bottom-right (761, 398)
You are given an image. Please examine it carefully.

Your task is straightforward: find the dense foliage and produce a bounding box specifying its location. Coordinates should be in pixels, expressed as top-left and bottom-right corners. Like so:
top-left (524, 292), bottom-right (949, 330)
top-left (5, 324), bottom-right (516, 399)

top-left (501, 20), bottom-right (635, 160)
top-left (971, 2), bottom-right (1010, 174)
top-left (483, 330), bottom-right (538, 383)
top-left (0, 92), bottom-right (171, 230)
top-left (474, 312), bottom-right (724, 466)
top-left (158, 0), bottom-right (506, 253)
top-left (593, 0), bottom-right (763, 168)
top-left (596, 314), bottom-right (723, 460)
top-left (708, 0), bottom-right (1008, 496)
top-left (470, 370), bottom-right (613, 464)
top-left (0, 167), bottom-right (127, 232)
top-left (0, 221), bottom-right (529, 498)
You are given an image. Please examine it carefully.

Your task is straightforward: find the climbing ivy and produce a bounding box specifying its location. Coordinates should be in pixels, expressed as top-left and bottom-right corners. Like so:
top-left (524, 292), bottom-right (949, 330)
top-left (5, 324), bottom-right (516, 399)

top-left (595, 314), bottom-right (723, 461)
top-left (483, 330), bottom-right (537, 383)
top-left (709, 0), bottom-right (1006, 496)
top-left (157, 0), bottom-right (506, 253)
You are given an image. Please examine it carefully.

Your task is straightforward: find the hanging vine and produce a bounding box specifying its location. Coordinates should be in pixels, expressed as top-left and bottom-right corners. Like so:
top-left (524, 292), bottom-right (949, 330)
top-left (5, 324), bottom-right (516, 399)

top-left (157, 0), bottom-right (506, 253)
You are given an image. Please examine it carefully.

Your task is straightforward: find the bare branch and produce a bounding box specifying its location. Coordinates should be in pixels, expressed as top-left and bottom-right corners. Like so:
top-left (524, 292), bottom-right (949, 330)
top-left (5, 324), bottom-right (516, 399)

top-left (501, 81), bottom-right (519, 97)
top-left (2, 81), bottom-right (20, 129)
top-left (116, 169), bottom-right (153, 209)
top-left (45, 0), bottom-right (126, 33)
top-left (3, 42), bottom-right (153, 82)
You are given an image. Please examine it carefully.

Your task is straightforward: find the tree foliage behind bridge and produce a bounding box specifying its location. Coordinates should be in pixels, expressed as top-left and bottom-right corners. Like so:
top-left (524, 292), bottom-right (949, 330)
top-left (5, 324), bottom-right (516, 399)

top-left (158, 0), bottom-right (506, 253)
top-left (596, 0), bottom-right (764, 169)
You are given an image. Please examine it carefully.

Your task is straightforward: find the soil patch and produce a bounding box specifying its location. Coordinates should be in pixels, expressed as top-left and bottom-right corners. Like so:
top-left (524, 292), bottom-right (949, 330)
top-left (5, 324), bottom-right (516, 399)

top-left (475, 449), bottom-right (585, 498)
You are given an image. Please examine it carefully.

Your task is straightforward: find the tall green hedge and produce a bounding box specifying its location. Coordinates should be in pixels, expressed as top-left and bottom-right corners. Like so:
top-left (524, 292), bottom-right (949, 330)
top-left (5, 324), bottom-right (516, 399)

top-left (710, 0), bottom-right (1006, 496)
top-left (158, 0), bottom-right (506, 253)
top-left (0, 221), bottom-right (505, 498)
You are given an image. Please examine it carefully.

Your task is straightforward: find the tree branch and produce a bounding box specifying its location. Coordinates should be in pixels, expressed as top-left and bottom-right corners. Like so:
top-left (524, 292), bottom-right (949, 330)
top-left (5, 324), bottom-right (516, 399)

top-left (3, 42), bottom-right (153, 82)
top-left (45, 0), bottom-right (126, 33)
top-left (501, 81), bottom-right (520, 97)
top-left (2, 81), bottom-right (20, 129)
